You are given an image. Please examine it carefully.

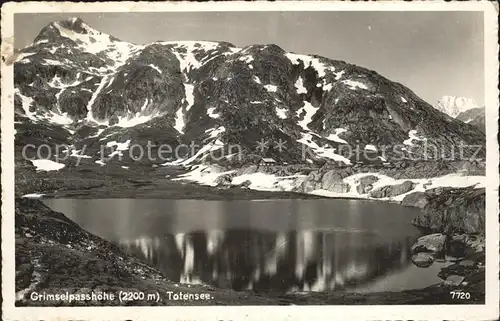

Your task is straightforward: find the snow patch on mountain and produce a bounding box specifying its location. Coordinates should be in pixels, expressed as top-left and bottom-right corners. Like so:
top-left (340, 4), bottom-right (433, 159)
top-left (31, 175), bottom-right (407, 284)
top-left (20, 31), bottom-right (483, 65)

top-left (149, 64), bottom-right (162, 74)
top-left (21, 193), bottom-right (45, 199)
top-left (253, 76), bottom-right (262, 84)
top-left (106, 140), bottom-right (131, 159)
top-left (296, 102), bottom-right (319, 131)
top-left (285, 53), bottom-right (334, 78)
top-left (342, 79), bottom-right (368, 90)
top-left (207, 107), bottom-right (220, 119)
top-left (15, 89), bottom-right (36, 119)
top-left (333, 70), bottom-right (345, 80)
top-left (206, 126), bottom-right (226, 138)
top-left (166, 139), bottom-right (224, 167)
top-left (31, 159), bottom-right (65, 171)
top-left (264, 85), bottom-right (278, 92)
top-left (44, 111), bottom-right (73, 125)
top-left (174, 107), bottom-right (186, 134)
top-left (174, 84), bottom-right (195, 133)
top-left (52, 20), bottom-right (142, 70)
top-left (115, 99), bottom-right (153, 128)
top-left (297, 133), bottom-right (351, 164)
top-left (295, 77), bottom-right (308, 94)
top-left (364, 144), bottom-right (377, 152)
top-left (326, 128), bottom-right (348, 144)
top-left (403, 130), bottom-right (427, 146)
top-left (275, 106), bottom-right (288, 119)
top-left (70, 148), bottom-right (91, 159)
top-left (238, 55), bottom-right (254, 64)
top-left (165, 41), bottom-right (221, 73)
top-left (184, 84), bottom-right (195, 111)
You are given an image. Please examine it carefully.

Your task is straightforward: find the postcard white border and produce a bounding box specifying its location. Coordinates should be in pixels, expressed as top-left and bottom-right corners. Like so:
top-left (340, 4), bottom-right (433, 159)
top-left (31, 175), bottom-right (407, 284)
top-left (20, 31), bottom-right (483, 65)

top-left (2, 1), bottom-right (499, 320)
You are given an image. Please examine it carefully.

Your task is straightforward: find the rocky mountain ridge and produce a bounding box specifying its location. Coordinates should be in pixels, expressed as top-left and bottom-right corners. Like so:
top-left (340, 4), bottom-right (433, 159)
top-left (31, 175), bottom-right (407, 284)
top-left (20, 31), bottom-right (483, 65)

top-left (15, 17), bottom-right (485, 171)
top-left (456, 107), bottom-right (485, 133)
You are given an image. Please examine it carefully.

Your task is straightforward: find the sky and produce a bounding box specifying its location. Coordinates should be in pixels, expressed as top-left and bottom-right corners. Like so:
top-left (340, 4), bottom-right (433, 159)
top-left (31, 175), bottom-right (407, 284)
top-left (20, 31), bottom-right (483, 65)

top-left (14, 11), bottom-right (485, 106)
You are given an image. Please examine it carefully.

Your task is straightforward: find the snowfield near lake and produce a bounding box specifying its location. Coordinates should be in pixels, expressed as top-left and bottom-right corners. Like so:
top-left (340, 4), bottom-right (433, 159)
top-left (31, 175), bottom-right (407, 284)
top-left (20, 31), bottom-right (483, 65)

top-left (21, 193), bottom-right (45, 198)
top-left (172, 165), bottom-right (485, 204)
top-left (311, 172), bottom-right (485, 202)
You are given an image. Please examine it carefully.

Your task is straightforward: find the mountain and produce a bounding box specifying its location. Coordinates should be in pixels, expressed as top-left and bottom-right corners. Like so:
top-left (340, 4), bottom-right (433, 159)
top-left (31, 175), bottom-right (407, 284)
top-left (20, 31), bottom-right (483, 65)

top-left (456, 107), bottom-right (485, 133)
top-left (14, 18), bottom-right (485, 171)
top-left (435, 96), bottom-right (480, 118)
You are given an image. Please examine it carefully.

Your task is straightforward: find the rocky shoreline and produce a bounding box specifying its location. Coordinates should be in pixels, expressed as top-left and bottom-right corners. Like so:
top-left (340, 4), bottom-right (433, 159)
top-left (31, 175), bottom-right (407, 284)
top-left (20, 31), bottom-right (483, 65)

top-left (403, 186), bottom-right (485, 295)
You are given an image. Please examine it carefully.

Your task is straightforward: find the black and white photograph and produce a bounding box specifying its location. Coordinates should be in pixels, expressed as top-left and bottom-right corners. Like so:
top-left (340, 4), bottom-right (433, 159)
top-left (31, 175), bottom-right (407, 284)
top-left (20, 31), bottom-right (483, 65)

top-left (2, 1), bottom-right (499, 320)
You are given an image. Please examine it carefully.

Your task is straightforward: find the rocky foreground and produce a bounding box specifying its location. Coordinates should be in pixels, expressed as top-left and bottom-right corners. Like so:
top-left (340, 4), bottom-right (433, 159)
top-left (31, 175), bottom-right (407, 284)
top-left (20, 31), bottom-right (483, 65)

top-left (403, 186), bottom-right (485, 294)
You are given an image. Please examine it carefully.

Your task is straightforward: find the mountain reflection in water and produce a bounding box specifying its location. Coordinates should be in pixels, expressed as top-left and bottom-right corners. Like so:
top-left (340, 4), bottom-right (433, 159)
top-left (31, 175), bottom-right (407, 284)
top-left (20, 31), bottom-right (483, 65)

top-left (43, 198), bottom-right (433, 293)
top-left (120, 230), bottom-right (415, 292)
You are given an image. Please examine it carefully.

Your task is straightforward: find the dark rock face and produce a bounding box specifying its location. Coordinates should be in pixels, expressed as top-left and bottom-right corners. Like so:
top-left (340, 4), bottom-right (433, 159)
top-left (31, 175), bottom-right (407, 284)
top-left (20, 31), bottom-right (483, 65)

top-left (14, 17), bottom-right (486, 169)
top-left (369, 180), bottom-right (415, 198)
top-left (446, 233), bottom-right (485, 258)
top-left (412, 187), bottom-right (485, 234)
top-left (401, 192), bottom-right (429, 208)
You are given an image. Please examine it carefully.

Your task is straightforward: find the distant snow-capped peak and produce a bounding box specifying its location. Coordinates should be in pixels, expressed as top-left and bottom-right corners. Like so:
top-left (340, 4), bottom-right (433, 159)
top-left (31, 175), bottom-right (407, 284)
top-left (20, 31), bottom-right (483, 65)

top-left (435, 95), bottom-right (479, 118)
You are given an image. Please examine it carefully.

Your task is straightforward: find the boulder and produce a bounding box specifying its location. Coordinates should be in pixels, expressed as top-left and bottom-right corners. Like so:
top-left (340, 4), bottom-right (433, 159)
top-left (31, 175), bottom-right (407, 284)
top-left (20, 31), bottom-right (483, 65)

top-left (358, 175), bottom-right (379, 185)
top-left (356, 175), bottom-right (379, 194)
top-left (356, 183), bottom-right (373, 194)
top-left (299, 180), bottom-right (317, 193)
top-left (307, 170), bottom-right (322, 182)
top-left (369, 180), bottom-right (415, 198)
top-left (320, 170), bottom-right (346, 190)
top-left (443, 275), bottom-right (465, 287)
top-left (465, 234), bottom-right (485, 255)
top-left (238, 180), bottom-right (252, 189)
top-left (215, 174), bottom-right (232, 188)
top-left (411, 233), bottom-right (446, 254)
top-left (401, 192), bottom-right (429, 208)
top-left (411, 252), bottom-right (435, 268)
top-left (327, 182), bottom-right (351, 193)
top-left (108, 115), bottom-right (119, 126)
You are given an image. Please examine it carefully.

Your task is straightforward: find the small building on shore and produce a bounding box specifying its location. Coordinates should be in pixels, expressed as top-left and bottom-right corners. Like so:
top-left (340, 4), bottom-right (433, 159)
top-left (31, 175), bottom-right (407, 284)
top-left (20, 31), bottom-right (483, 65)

top-left (259, 157), bottom-right (277, 166)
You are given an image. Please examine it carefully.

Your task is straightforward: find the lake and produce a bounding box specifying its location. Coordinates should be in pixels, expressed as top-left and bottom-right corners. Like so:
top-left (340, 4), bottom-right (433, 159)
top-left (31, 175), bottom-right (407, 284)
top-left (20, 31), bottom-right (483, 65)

top-left (43, 198), bottom-right (444, 293)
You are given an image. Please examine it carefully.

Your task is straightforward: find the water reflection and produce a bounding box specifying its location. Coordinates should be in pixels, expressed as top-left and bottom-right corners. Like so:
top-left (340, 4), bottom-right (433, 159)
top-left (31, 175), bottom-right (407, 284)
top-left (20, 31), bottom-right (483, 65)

top-left (43, 198), bottom-right (432, 293)
top-left (119, 230), bottom-right (417, 292)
